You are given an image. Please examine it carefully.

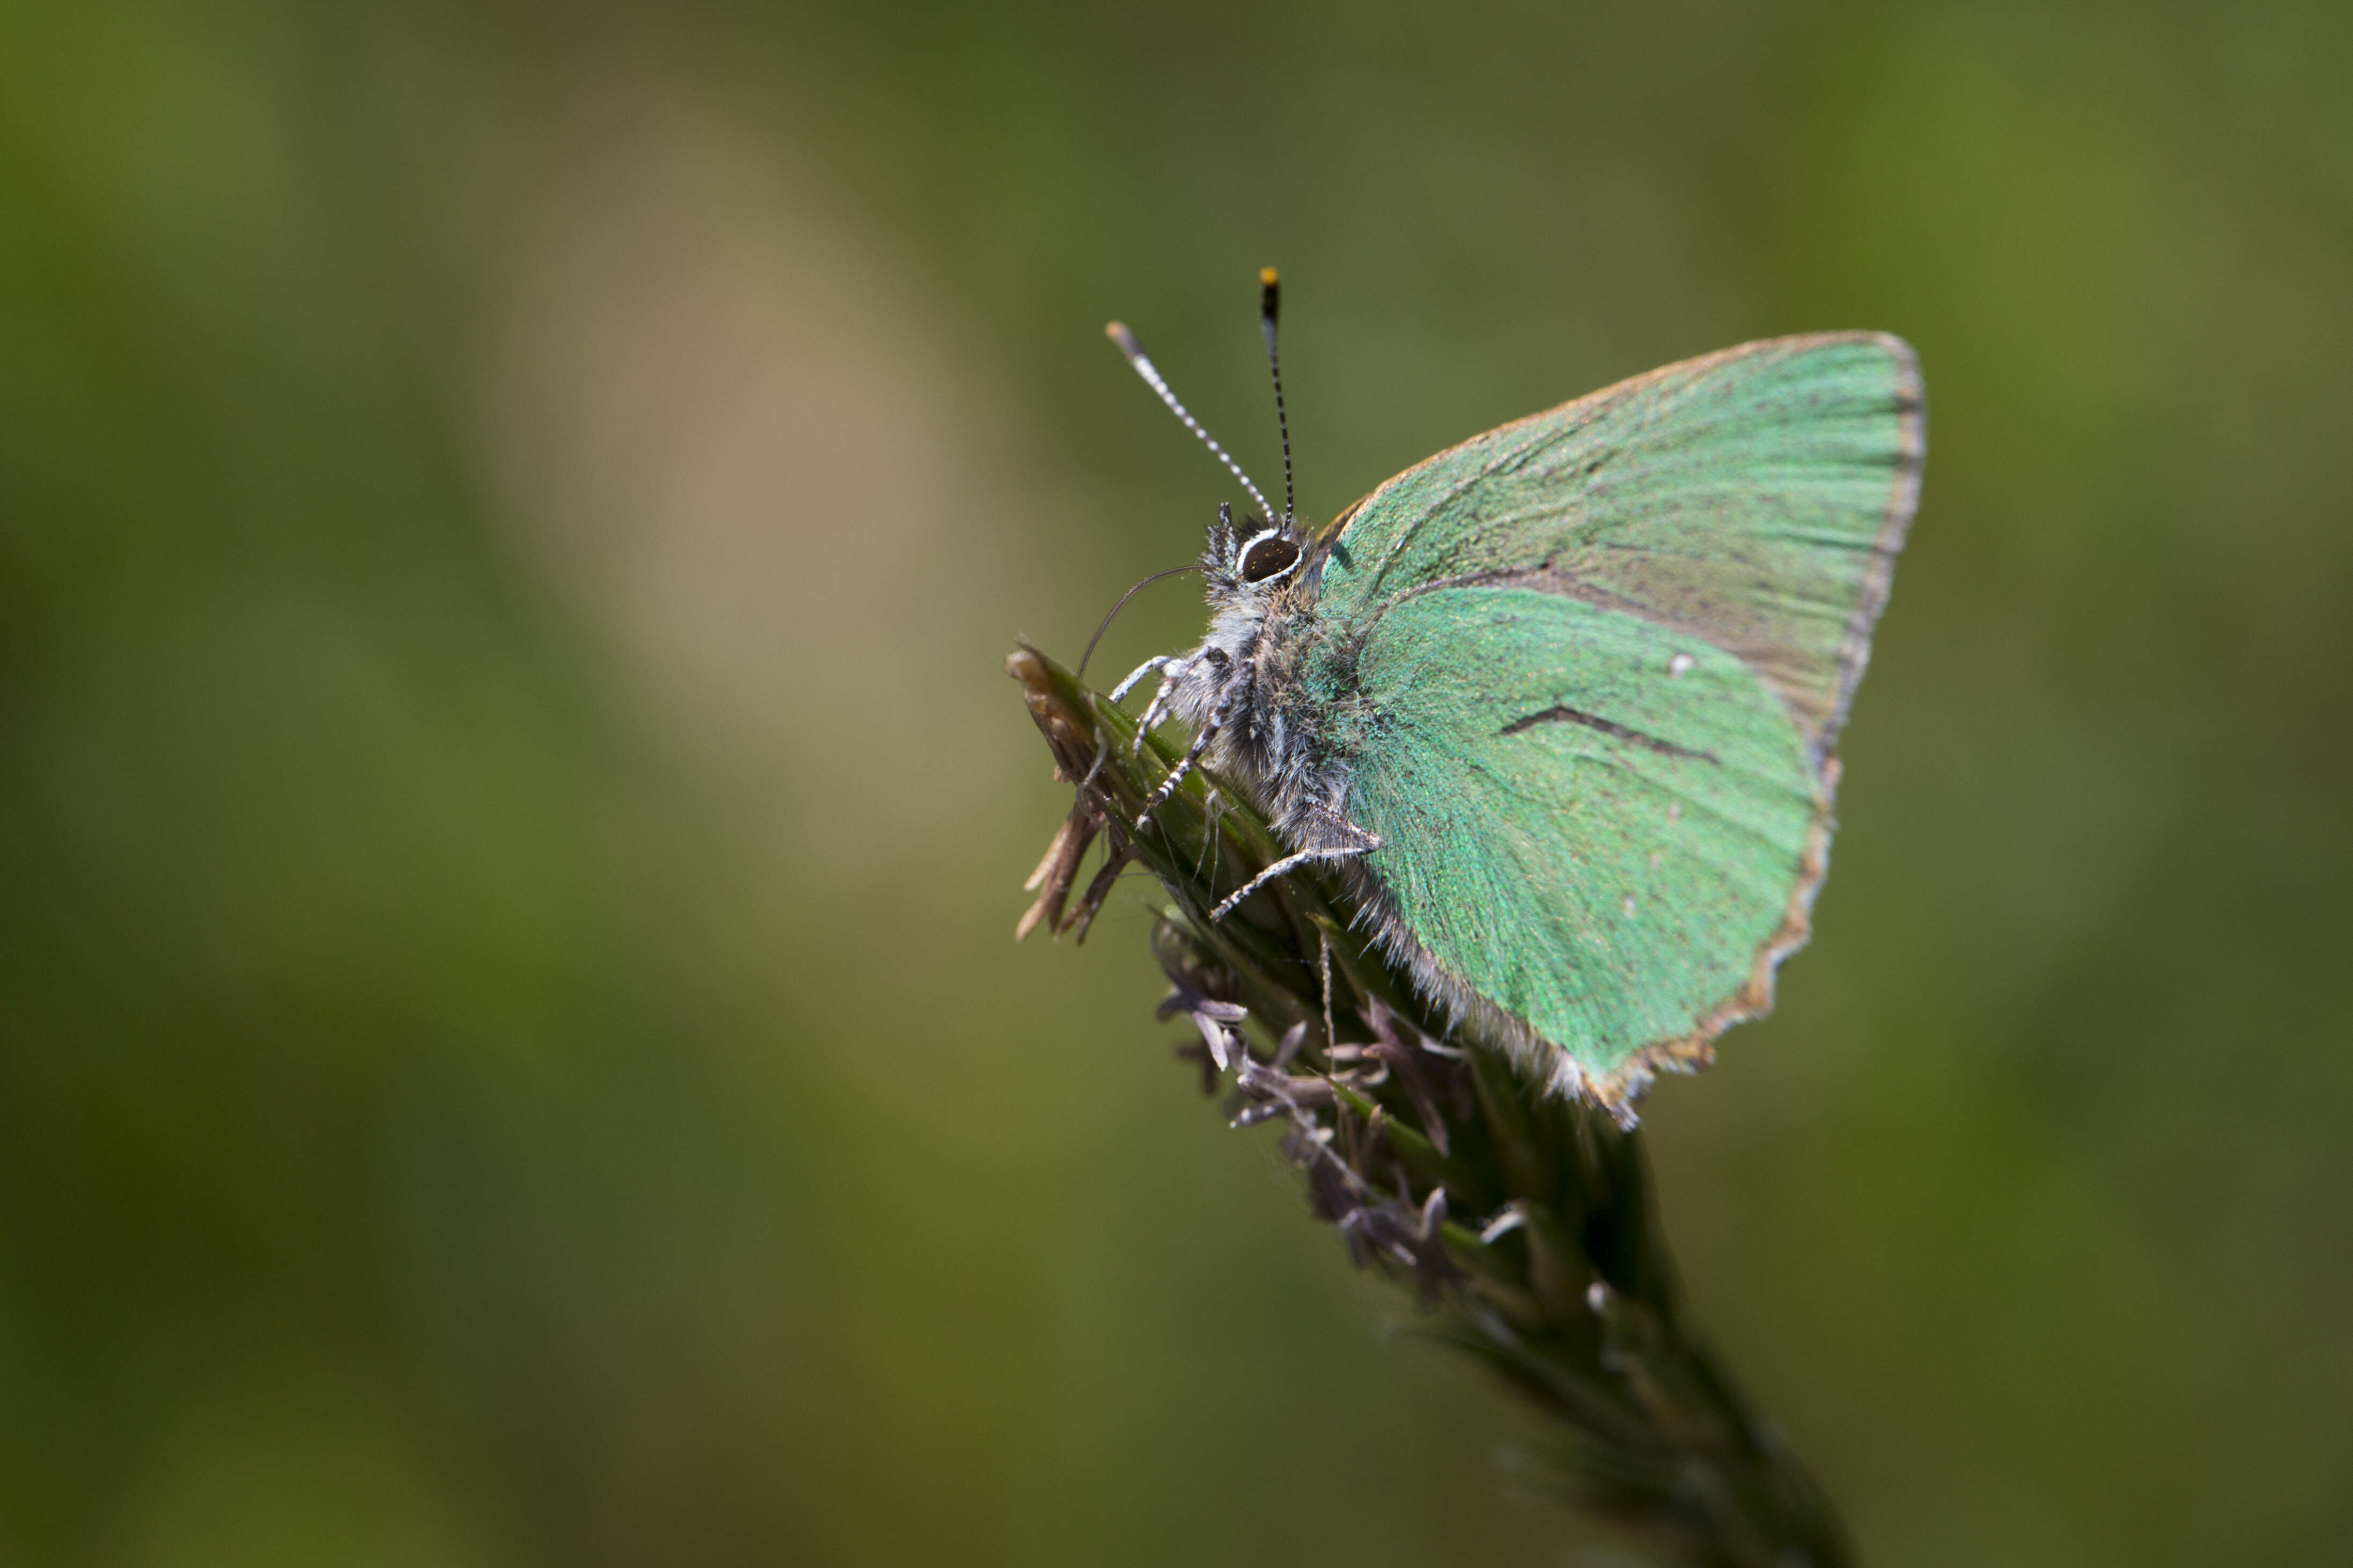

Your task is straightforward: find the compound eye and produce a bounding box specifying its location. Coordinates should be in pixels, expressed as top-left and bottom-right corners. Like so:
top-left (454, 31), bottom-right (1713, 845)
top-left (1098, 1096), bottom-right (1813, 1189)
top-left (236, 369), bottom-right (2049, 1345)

top-left (1237, 531), bottom-right (1301, 584)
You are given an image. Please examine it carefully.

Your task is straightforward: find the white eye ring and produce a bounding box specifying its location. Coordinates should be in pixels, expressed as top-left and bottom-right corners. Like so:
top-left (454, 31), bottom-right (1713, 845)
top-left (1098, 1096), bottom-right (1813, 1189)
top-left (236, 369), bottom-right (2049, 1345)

top-left (1236, 528), bottom-right (1302, 585)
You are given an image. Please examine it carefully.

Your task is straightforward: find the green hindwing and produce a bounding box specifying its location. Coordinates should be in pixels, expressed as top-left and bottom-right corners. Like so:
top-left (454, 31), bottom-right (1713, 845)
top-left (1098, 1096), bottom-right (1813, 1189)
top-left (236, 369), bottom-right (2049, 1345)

top-left (1339, 589), bottom-right (1825, 1096)
top-left (1312, 334), bottom-right (1922, 1104)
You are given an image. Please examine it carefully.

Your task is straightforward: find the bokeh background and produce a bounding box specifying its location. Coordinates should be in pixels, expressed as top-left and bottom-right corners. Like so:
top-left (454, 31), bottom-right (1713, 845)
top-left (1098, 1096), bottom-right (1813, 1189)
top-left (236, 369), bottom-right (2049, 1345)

top-left (4, 2), bottom-right (2350, 1564)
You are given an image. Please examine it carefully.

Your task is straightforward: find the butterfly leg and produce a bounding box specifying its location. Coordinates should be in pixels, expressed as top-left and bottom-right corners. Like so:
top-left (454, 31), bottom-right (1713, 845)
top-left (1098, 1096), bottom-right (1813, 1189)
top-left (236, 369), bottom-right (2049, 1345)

top-left (1210, 837), bottom-right (1381, 923)
top-left (1109, 653), bottom-right (1180, 704)
top-left (1195, 788), bottom-right (1225, 882)
top-left (1085, 656), bottom-right (1170, 793)
top-left (1134, 684), bottom-right (1237, 829)
top-left (1115, 656), bottom-right (1191, 756)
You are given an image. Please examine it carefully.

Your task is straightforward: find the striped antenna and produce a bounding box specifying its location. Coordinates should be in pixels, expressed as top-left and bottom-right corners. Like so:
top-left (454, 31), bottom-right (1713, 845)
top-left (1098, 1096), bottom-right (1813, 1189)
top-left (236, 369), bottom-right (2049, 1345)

top-left (1259, 268), bottom-right (1294, 526)
top-left (1104, 320), bottom-right (1277, 523)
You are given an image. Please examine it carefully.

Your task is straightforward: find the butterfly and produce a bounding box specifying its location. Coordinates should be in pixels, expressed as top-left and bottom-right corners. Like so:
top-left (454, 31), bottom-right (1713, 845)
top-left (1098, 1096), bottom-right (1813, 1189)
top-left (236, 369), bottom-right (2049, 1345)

top-left (1101, 271), bottom-right (1923, 1118)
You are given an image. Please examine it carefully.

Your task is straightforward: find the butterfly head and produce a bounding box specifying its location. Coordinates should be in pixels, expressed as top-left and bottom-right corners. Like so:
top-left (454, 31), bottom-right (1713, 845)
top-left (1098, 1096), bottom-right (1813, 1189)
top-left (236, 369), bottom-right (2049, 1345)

top-left (1101, 269), bottom-right (1310, 629)
top-left (1203, 502), bottom-right (1305, 610)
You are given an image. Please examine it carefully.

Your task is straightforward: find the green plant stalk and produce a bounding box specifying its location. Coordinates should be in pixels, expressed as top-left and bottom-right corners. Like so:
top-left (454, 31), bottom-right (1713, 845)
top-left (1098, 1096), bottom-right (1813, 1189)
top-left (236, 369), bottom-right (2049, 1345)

top-left (1012, 646), bottom-right (1852, 1568)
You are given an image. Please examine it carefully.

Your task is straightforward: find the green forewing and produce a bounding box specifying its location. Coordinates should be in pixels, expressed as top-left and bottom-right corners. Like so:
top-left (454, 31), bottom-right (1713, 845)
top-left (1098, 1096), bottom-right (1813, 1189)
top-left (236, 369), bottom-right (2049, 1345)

top-left (1320, 333), bottom-right (1922, 760)
top-left (1316, 334), bottom-right (1922, 1089)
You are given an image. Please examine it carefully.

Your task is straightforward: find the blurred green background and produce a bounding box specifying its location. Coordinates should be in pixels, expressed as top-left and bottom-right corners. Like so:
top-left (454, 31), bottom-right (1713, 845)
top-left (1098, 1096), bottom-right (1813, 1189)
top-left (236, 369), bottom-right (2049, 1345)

top-left (3, 2), bottom-right (2350, 1564)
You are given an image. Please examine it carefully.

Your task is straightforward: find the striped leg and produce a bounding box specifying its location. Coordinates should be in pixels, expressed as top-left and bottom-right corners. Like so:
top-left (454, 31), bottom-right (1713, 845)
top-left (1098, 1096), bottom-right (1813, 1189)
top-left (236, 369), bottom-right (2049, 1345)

top-left (1110, 653), bottom-right (1180, 704)
top-left (1134, 684), bottom-right (1237, 830)
top-left (1110, 654), bottom-right (1187, 757)
top-left (1209, 840), bottom-right (1378, 922)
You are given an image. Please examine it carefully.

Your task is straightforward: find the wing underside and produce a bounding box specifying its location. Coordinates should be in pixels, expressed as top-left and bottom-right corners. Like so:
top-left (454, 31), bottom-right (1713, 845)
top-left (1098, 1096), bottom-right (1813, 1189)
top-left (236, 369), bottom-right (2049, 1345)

top-left (1315, 334), bottom-right (1922, 1107)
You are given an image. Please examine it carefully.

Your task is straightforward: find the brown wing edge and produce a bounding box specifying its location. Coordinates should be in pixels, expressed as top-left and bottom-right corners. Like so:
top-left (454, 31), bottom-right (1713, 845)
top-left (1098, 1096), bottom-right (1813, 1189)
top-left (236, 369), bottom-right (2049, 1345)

top-left (1813, 331), bottom-right (1926, 765)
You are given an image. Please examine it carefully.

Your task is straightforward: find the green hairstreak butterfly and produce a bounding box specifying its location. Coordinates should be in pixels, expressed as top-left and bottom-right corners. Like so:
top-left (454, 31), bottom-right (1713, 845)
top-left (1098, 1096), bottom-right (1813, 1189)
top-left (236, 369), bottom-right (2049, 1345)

top-left (1101, 270), bottom-right (1923, 1118)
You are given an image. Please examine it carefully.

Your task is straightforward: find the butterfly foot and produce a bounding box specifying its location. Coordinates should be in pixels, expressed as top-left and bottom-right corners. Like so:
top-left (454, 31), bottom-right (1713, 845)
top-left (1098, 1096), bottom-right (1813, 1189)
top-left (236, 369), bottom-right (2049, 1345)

top-left (1132, 781), bottom-right (1176, 833)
